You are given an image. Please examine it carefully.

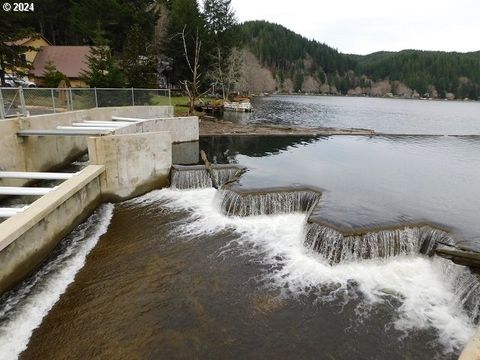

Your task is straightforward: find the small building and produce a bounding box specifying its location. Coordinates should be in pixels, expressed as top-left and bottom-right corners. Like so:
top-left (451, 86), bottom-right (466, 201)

top-left (6, 35), bottom-right (51, 65)
top-left (30, 46), bottom-right (92, 87)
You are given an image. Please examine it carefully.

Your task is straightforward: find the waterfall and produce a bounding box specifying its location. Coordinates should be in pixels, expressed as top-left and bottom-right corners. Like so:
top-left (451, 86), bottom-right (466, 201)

top-left (170, 165), bottom-right (242, 189)
top-left (439, 258), bottom-right (480, 324)
top-left (216, 168), bottom-right (242, 187)
top-left (171, 168), bottom-right (212, 189)
top-left (219, 188), bottom-right (322, 216)
top-left (305, 222), bottom-right (455, 264)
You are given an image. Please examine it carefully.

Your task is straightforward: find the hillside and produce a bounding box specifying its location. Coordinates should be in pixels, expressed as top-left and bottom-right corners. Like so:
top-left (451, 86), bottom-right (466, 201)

top-left (236, 21), bottom-right (480, 99)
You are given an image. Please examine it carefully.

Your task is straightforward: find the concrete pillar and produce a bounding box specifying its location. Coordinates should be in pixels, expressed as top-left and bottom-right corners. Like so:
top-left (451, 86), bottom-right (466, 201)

top-left (172, 141), bottom-right (199, 165)
top-left (460, 328), bottom-right (480, 360)
top-left (88, 131), bottom-right (172, 201)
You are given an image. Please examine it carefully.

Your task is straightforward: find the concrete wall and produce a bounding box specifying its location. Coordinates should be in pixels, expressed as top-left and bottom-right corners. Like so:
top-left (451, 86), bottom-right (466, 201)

top-left (0, 106), bottom-right (174, 188)
top-left (140, 117), bottom-right (198, 143)
top-left (114, 116), bottom-right (199, 143)
top-left (0, 115), bottom-right (86, 187)
top-left (460, 328), bottom-right (480, 359)
top-left (88, 132), bottom-right (172, 201)
top-left (172, 141), bottom-right (199, 165)
top-left (0, 105), bottom-right (182, 293)
top-left (108, 106), bottom-right (173, 118)
top-left (0, 165), bottom-right (104, 294)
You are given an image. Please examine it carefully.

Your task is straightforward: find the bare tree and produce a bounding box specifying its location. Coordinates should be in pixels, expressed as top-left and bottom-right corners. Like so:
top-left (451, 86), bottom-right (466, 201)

top-left (209, 47), bottom-right (244, 100)
top-left (179, 26), bottom-right (206, 115)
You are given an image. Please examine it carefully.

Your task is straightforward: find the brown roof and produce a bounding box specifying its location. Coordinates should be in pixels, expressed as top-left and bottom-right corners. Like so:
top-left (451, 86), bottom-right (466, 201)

top-left (30, 46), bottom-right (92, 78)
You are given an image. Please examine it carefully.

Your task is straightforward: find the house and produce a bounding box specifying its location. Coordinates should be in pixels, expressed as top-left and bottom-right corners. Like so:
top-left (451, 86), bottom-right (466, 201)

top-left (6, 34), bottom-right (51, 65)
top-left (30, 46), bottom-right (92, 87)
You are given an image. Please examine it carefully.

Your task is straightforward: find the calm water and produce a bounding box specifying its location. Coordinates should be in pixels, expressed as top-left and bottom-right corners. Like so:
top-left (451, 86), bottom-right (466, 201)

top-left (199, 135), bottom-right (480, 251)
top-left (1, 98), bottom-right (480, 359)
top-left (223, 95), bottom-right (480, 135)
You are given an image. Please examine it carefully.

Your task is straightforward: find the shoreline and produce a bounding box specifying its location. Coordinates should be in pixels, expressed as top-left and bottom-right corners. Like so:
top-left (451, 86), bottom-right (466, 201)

top-left (199, 117), bottom-right (376, 136)
top-left (199, 117), bottom-right (480, 137)
top-left (251, 93), bottom-right (480, 103)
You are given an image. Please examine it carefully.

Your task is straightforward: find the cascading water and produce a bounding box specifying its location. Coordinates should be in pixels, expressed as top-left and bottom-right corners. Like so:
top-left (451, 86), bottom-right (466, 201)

top-left (0, 204), bottom-right (114, 360)
top-left (171, 167), bottom-right (212, 189)
top-left (305, 222), bottom-right (454, 264)
top-left (142, 188), bottom-right (478, 353)
top-left (170, 165), bottom-right (242, 189)
top-left (219, 188), bottom-right (322, 216)
top-left (439, 257), bottom-right (480, 324)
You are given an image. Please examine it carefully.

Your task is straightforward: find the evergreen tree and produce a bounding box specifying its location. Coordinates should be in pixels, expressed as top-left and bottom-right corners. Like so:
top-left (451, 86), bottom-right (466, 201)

top-left (69, 0), bottom-right (158, 51)
top-left (122, 24), bottom-right (157, 88)
top-left (42, 61), bottom-right (69, 88)
top-left (0, 12), bottom-right (35, 85)
top-left (203, 0), bottom-right (238, 98)
top-left (203, 0), bottom-right (236, 43)
top-left (81, 45), bottom-right (124, 88)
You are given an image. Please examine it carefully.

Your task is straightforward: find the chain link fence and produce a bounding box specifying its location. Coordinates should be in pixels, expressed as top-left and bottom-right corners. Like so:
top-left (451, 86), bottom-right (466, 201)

top-left (0, 87), bottom-right (171, 118)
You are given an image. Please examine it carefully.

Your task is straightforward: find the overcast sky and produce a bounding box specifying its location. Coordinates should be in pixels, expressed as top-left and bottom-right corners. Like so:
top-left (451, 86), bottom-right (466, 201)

top-left (229, 0), bottom-right (480, 55)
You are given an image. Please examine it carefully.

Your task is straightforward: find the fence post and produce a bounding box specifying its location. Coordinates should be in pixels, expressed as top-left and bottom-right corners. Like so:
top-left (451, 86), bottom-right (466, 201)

top-left (131, 87), bottom-right (135, 106)
top-left (0, 88), bottom-right (5, 119)
top-left (168, 89), bottom-right (171, 106)
top-left (18, 86), bottom-right (27, 117)
top-left (0, 89), bottom-right (5, 119)
top-left (94, 87), bottom-right (98, 107)
top-left (51, 89), bottom-right (56, 113)
top-left (69, 88), bottom-right (73, 111)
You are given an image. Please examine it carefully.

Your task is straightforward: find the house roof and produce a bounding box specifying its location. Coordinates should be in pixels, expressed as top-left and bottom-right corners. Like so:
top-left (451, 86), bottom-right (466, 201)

top-left (6, 34), bottom-right (51, 46)
top-left (30, 46), bottom-right (92, 78)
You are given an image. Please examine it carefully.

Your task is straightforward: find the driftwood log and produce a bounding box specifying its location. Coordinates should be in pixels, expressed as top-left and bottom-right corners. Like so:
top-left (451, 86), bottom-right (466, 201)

top-left (221, 168), bottom-right (247, 189)
top-left (200, 150), bottom-right (219, 189)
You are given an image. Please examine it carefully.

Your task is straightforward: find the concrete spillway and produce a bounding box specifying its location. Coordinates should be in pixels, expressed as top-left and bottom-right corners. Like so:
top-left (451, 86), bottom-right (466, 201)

top-left (304, 222), bottom-right (453, 264)
top-left (219, 187), bottom-right (322, 216)
top-left (0, 105), bottom-right (199, 295)
top-left (170, 165), bottom-right (246, 189)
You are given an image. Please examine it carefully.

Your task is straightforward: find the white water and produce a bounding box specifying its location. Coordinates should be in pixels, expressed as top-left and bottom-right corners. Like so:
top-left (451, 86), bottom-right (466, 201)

top-left (170, 167), bottom-right (241, 189)
top-left (220, 189), bottom-right (321, 216)
top-left (135, 188), bottom-right (477, 353)
top-left (0, 204), bottom-right (114, 360)
top-left (305, 223), bottom-right (449, 263)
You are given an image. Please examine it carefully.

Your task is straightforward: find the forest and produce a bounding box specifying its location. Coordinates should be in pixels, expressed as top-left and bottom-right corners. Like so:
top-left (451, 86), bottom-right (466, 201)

top-left (1, 0), bottom-right (479, 99)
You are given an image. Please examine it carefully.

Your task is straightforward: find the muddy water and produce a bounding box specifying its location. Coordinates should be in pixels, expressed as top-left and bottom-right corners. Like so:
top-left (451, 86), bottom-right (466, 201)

top-left (18, 189), bottom-right (472, 359)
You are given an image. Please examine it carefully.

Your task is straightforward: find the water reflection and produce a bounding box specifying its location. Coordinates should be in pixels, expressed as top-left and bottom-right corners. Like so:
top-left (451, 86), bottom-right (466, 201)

top-left (197, 135), bottom-right (321, 164)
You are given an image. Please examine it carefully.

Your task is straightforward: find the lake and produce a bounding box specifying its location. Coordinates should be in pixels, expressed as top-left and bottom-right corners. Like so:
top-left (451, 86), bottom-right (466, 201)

top-left (1, 96), bottom-right (480, 360)
top-left (223, 95), bottom-right (480, 135)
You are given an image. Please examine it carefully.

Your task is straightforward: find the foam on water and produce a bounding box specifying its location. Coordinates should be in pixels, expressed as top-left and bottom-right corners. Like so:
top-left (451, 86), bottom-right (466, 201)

top-left (0, 204), bottom-right (114, 360)
top-left (139, 188), bottom-right (476, 353)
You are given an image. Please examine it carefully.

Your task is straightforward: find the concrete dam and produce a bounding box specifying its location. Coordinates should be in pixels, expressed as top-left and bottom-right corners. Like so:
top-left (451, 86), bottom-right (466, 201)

top-left (0, 105), bottom-right (197, 294)
top-left (1, 104), bottom-right (480, 359)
